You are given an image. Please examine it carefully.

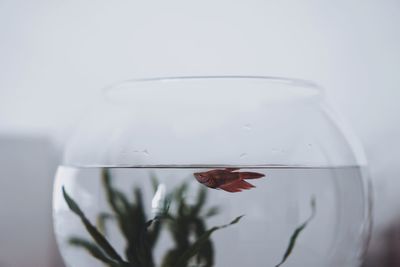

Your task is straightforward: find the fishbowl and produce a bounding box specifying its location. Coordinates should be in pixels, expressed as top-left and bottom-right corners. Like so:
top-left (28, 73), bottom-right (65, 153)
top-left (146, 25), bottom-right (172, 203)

top-left (53, 76), bottom-right (371, 267)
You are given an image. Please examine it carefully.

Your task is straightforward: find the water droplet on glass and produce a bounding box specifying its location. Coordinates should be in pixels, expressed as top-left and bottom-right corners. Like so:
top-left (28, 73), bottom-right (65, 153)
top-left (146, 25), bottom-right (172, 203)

top-left (240, 153), bottom-right (248, 158)
top-left (142, 149), bottom-right (150, 156)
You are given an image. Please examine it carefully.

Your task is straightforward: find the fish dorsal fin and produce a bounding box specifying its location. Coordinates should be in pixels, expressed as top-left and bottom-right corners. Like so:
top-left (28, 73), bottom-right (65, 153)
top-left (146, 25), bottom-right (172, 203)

top-left (225, 168), bottom-right (240, 172)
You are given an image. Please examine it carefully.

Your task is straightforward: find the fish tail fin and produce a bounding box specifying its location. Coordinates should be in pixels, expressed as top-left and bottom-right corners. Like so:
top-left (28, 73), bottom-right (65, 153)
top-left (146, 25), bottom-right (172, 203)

top-left (239, 172), bottom-right (265, 180)
top-left (220, 180), bottom-right (255, 193)
top-left (219, 183), bottom-right (242, 193)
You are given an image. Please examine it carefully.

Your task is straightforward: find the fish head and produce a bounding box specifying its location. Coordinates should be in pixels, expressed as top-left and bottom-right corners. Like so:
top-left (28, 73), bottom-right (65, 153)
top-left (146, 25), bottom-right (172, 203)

top-left (193, 172), bottom-right (209, 183)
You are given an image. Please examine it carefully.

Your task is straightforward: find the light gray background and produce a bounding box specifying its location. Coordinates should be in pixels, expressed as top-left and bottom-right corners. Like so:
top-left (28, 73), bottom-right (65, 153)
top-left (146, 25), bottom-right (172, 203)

top-left (0, 1), bottom-right (399, 266)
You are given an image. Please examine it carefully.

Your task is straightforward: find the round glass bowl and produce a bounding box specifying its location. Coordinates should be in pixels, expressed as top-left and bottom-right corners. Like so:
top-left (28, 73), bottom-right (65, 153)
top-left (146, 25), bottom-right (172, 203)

top-left (53, 76), bottom-right (371, 267)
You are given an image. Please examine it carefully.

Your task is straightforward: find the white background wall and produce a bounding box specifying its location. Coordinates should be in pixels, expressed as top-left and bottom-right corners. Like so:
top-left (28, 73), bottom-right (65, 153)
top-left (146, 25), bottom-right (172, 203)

top-left (0, 0), bottom-right (399, 265)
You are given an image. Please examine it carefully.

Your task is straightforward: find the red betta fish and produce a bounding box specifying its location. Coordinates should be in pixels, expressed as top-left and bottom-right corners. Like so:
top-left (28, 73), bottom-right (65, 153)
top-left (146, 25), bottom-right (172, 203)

top-left (193, 168), bottom-right (265, 193)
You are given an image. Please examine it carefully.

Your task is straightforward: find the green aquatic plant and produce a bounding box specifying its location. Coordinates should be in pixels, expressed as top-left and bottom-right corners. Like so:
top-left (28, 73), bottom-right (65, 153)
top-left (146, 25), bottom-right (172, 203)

top-left (101, 170), bottom-right (162, 267)
top-left (63, 169), bottom-right (168, 267)
top-left (275, 197), bottom-right (317, 267)
top-left (161, 182), bottom-right (234, 267)
top-left (62, 169), bottom-right (315, 267)
top-left (63, 186), bottom-right (130, 267)
top-left (62, 169), bottom-right (242, 267)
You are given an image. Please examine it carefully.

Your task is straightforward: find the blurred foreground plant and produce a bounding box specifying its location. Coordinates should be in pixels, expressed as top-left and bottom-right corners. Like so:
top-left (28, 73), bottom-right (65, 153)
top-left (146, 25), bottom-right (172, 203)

top-left (62, 169), bottom-right (315, 267)
top-left (62, 169), bottom-right (242, 267)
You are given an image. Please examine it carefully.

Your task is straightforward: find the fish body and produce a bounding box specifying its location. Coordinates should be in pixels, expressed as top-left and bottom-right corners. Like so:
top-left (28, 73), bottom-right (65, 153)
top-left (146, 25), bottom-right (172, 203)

top-left (193, 168), bottom-right (265, 193)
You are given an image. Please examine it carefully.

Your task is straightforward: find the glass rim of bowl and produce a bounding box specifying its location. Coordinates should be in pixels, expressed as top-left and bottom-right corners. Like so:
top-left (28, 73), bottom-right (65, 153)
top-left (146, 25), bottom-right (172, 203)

top-left (103, 75), bottom-right (323, 101)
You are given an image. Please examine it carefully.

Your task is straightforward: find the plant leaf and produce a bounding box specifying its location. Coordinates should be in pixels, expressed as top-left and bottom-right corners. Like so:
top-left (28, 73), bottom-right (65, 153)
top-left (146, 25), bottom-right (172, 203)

top-left (275, 196), bottom-right (317, 267)
top-left (97, 212), bottom-right (114, 235)
top-left (191, 187), bottom-right (207, 216)
top-left (175, 182), bottom-right (188, 202)
top-left (175, 215), bottom-right (244, 267)
top-left (101, 170), bottom-right (140, 264)
top-left (204, 206), bottom-right (220, 218)
top-left (193, 218), bottom-right (214, 266)
top-left (150, 172), bottom-right (159, 193)
top-left (161, 249), bottom-right (181, 267)
top-left (69, 237), bottom-right (122, 267)
top-left (102, 169), bottom-right (131, 217)
top-left (62, 186), bottom-right (126, 264)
